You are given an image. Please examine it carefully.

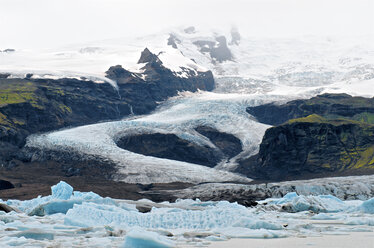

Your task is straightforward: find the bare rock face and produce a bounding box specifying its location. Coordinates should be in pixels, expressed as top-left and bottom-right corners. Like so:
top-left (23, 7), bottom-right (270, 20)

top-left (0, 203), bottom-right (16, 213)
top-left (184, 26), bottom-right (196, 34)
top-left (230, 27), bottom-right (241, 45)
top-left (167, 34), bottom-right (181, 49)
top-left (0, 179), bottom-right (14, 190)
top-left (239, 119), bottom-right (374, 180)
top-left (0, 73), bottom-right (10, 79)
top-left (116, 126), bottom-right (242, 168)
top-left (106, 48), bottom-right (215, 115)
top-left (137, 48), bottom-right (162, 64)
top-left (193, 36), bottom-right (233, 63)
top-left (246, 93), bottom-right (374, 126)
top-left (1, 49), bottom-right (15, 53)
top-left (240, 94), bottom-right (374, 180)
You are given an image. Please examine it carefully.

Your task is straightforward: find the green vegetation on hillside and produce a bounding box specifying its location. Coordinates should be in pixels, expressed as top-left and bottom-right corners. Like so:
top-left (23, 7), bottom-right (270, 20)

top-left (0, 81), bottom-right (45, 109)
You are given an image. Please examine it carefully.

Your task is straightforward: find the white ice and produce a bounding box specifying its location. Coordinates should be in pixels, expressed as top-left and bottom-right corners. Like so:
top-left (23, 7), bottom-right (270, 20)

top-left (1, 182), bottom-right (374, 247)
top-left (123, 227), bottom-right (175, 248)
top-left (172, 175), bottom-right (374, 201)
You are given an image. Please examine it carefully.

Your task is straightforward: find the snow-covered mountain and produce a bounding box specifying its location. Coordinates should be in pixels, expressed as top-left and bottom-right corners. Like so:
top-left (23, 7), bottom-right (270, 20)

top-left (3, 27), bottom-right (374, 184)
top-left (1, 27), bottom-right (374, 95)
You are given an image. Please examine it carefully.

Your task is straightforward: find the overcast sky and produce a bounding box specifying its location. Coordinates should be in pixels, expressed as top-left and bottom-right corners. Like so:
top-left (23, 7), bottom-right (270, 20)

top-left (1, 0), bottom-right (373, 48)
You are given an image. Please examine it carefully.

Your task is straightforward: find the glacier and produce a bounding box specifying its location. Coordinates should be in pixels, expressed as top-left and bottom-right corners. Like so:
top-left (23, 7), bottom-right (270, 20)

top-left (1, 182), bottom-right (374, 247)
top-left (21, 30), bottom-right (374, 184)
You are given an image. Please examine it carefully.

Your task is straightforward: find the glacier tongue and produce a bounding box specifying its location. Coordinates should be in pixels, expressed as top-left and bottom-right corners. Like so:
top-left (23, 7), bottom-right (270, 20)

top-left (27, 91), bottom-right (285, 183)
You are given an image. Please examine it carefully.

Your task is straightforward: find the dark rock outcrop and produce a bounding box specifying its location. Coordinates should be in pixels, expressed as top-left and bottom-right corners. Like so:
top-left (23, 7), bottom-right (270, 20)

top-left (1, 49), bottom-right (15, 53)
top-left (0, 179), bottom-right (14, 190)
top-left (167, 34), bottom-right (180, 49)
top-left (0, 73), bottom-right (10, 79)
top-left (240, 94), bottom-right (374, 180)
top-left (247, 93), bottom-right (374, 126)
top-left (116, 133), bottom-right (221, 167)
top-left (116, 127), bottom-right (242, 167)
top-left (137, 48), bottom-right (162, 65)
top-left (22, 148), bottom-right (117, 179)
top-left (106, 48), bottom-right (215, 115)
top-left (0, 203), bottom-right (16, 213)
top-left (184, 26), bottom-right (196, 34)
top-left (230, 27), bottom-right (241, 45)
top-left (195, 126), bottom-right (242, 158)
top-left (238, 114), bottom-right (374, 180)
top-left (193, 36), bottom-right (233, 63)
top-left (0, 78), bottom-right (130, 153)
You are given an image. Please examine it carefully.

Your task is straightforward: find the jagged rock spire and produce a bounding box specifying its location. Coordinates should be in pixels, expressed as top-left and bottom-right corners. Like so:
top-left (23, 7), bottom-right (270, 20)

top-left (138, 48), bottom-right (162, 64)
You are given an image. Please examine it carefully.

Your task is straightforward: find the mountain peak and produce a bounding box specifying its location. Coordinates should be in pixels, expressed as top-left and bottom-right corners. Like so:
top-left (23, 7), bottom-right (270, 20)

top-left (138, 48), bottom-right (162, 65)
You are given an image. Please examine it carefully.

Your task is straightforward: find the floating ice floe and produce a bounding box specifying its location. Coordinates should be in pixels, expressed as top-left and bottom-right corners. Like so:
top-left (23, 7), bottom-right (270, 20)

top-left (1, 182), bottom-right (374, 247)
top-left (123, 227), bottom-right (175, 248)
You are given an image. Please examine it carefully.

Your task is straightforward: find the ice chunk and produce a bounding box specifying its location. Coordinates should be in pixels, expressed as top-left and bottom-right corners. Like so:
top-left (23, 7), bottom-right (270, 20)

top-left (233, 218), bottom-right (283, 230)
top-left (275, 192), bottom-right (298, 204)
top-left (359, 198), bottom-right (374, 214)
top-left (123, 227), bottom-right (174, 248)
top-left (73, 191), bottom-right (101, 200)
top-left (51, 181), bottom-right (73, 200)
top-left (4, 182), bottom-right (121, 216)
top-left (213, 227), bottom-right (288, 239)
top-left (311, 213), bottom-right (341, 220)
top-left (345, 217), bottom-right (374, 226)
top-left (29, 200), bottom-right (80, 216)
top-left (14, 229), bottom-right (54, 240)
top-left (268, 193), bottom-right (347, 213)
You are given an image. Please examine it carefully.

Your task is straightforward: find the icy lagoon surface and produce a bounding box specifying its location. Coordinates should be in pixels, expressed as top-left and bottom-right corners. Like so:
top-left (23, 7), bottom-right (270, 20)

top-left (1, 181), bottom-right (374, 247)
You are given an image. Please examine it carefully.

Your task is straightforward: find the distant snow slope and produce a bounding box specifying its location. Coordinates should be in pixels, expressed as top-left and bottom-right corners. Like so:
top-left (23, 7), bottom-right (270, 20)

top-left (1, 28), bottom-right (373, 92)
top-left (15, 28), bottom-right (374, 183)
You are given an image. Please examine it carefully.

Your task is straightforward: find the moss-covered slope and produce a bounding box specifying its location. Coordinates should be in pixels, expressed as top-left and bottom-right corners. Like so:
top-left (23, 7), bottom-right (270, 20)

top-left (239, 94), bottom-right (374, 180)
top-left (0, 78), bottom-right (132, 165)
top-left (247, 93), bottom-right (374, 125)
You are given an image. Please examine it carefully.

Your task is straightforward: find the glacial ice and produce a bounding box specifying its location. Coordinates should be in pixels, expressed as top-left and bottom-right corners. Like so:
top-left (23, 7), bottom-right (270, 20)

top-left (123, 227), bottom-right (175, 248)
top-left (265, 192), bottom-right (350, 213)
top-left (0, 182), bottom-right (374, 247)
top-left (26, 91), bottom-right (279, 184)
top-left (14, 229), bottom-right (55, 240)
top-left (51, 181), bottom-right (73, 200)
top-left (173, 175), bottom-right (374, 202)
top-left (1, 181), bottom-right (122, 216)
top-left (359, 198), bottom-right (374, 214)
top-left (21, 32), bottom-right (374, 185)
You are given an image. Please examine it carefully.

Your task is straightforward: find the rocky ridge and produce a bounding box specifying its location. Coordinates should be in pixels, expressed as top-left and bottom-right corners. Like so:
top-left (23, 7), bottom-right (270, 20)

top-left (240, 94), bottom-right (374, 180)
